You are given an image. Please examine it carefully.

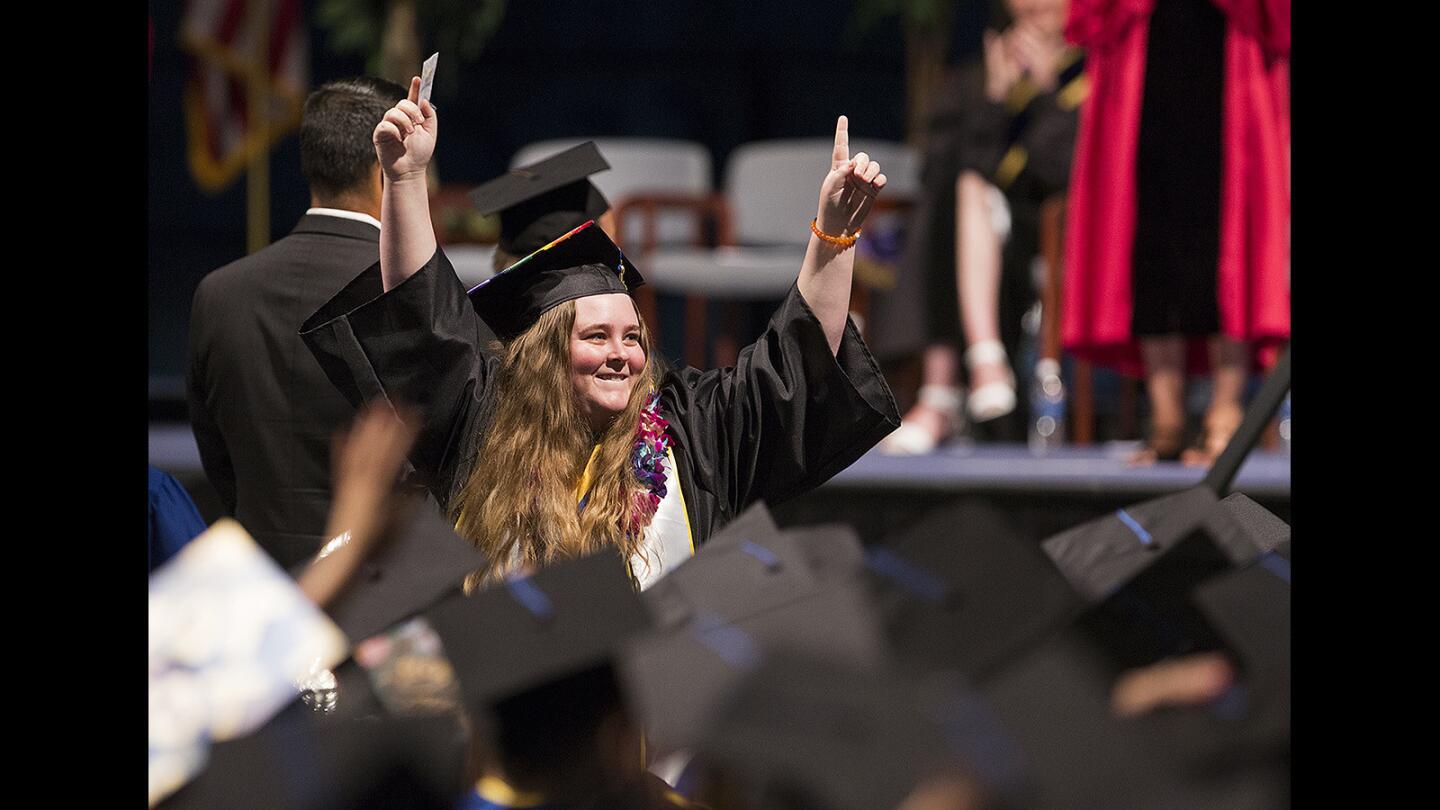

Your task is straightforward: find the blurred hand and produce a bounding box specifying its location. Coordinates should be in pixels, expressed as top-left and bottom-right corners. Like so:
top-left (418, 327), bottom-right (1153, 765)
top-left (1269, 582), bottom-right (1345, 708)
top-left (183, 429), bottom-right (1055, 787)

top-left (1009, 22), bottom-right (1068, 92)
top-left (815, 115), bottom-right (888, 238)
top-left (983, 28), bottom-right (1023, 102)
top-left (899, 770), bottom-right (986, 810)
top-left (373, 76), bottom-right (438, 183)
top-left (1110, 652), bottom-right (1236, 717)
top-left (300, 402), bottom-right (420, 608)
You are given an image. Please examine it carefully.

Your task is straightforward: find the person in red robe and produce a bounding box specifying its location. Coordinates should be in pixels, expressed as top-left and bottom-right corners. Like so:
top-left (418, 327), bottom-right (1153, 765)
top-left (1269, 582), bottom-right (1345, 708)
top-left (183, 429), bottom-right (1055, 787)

top-left (1061, 0), bottom-right (1289, 463)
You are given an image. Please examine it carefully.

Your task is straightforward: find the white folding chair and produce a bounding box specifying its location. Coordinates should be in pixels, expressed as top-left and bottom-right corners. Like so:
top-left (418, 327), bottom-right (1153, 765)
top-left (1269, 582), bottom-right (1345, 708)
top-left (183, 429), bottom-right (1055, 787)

top-left (642, 137), bottom-right (919, 364)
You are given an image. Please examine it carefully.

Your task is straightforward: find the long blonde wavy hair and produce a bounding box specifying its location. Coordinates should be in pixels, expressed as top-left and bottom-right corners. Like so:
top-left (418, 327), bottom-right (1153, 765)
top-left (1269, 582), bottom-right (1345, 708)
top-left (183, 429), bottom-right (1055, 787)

top-left (454, 297), bottom-right (661, 591)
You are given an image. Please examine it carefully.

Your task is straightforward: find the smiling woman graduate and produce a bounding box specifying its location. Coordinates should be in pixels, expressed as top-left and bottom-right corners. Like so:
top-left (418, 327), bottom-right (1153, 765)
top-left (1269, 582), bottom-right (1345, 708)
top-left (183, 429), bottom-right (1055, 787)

top-left (302, 76), bottom-right (899, 591)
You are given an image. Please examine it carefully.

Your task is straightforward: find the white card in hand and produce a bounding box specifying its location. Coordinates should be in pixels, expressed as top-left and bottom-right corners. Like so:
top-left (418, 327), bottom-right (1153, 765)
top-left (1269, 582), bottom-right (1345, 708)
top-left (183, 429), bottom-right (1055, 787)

top-left (419, 52), bottom-right (439, 103)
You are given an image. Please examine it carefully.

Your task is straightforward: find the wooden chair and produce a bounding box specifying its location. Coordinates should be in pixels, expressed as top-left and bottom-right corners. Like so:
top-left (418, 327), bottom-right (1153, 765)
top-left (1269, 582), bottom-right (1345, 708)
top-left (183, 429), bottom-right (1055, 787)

top-left (1037, 195), bottom-right (1140, 445)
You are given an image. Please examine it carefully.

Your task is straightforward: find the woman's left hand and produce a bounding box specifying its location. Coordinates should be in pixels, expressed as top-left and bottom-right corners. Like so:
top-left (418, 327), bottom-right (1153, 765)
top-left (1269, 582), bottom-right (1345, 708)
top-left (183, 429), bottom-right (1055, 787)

top-left (815, 115), bottom-right (888, 239)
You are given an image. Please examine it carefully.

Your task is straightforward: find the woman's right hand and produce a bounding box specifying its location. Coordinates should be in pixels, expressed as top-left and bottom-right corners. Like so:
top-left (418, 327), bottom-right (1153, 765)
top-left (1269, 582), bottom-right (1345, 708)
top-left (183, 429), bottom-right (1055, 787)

top-left (373, 76), bottom-right (437, 183)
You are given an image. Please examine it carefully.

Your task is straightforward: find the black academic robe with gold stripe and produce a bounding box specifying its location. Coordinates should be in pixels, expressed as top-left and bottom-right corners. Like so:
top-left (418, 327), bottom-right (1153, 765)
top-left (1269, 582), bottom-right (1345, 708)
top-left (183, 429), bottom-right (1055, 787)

top-left (300, 248), bottom-right (898, 554)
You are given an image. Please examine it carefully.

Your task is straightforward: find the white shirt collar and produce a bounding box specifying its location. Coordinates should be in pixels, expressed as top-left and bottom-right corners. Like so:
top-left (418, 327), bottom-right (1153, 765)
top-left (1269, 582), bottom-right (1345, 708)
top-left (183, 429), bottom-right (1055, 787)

top-left (305, 207), bottom-right (381, 231)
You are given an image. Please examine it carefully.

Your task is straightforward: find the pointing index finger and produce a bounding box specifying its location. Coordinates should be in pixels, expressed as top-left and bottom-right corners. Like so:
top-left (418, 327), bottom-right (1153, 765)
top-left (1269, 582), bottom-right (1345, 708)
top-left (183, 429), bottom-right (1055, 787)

top-left (833, 115), bottom-right (849, 167)
top-left (407, 75), bottom-right (421, 104)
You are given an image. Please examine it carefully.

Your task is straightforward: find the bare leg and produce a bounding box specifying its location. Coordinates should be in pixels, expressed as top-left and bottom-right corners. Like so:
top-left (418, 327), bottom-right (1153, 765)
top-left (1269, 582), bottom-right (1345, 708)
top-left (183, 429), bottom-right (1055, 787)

top-left (1130, 335), bottom-right (1187, 464)
top-left (1182, 335), bottom-right (1248, 466)
top-left (956, 170), bottom-right (1016, 420)
top-left (922, 342), bottom-right (959, 389)
top-left (881, 343), bottom-right (963, 455)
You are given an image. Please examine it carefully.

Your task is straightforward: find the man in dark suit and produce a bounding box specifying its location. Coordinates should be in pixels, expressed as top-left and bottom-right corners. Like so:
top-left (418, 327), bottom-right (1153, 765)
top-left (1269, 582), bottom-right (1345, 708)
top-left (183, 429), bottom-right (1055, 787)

top-left (186, 76), bottom-right (408, 569)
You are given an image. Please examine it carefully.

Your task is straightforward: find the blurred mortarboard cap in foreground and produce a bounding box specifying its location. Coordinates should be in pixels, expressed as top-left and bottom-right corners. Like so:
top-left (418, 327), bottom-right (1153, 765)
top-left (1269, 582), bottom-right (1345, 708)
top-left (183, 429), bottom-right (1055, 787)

top-left (621, 504), bottom-right (888, 755)
top-left (978, 534), bottom-right (1293, 810)
top-left (149, 519), bottom-right (352, 806)
top-left (978, 627), bottom-right (1288, 810)
top-left (694, 500), bottom-right (780, 548)
top-left (1219, 492), bottom-right (1290, 554)
top-left (157, 709), bottom-right (465, 810)
top-left (694, 652), bottom-right (1014, 810)
top-left (786, 522), bottom-right (866, 581)
top-left (426, 550), bottom-right (650, 710)
top-left (1194, 541), bottom-right (1289, 691)
top-left (321, 492), bottom-right (489, 643)
top-left (872, 497), bottom-right (1082, 682)
top-left (978, 632), bottom-right (1182, 810)
top-left (1042, 488), bottom-right (1269, 672)
top-left (466, 219), bottom-right (644, 342)
top-left (468, 141), bottom-right (611, 257)
top-left (1182, 545), bottom-right (1291, 761)
top-left (1041, 487), bottom-right (1264, 605)
top-left (641, 502), bottom-right (820, 631)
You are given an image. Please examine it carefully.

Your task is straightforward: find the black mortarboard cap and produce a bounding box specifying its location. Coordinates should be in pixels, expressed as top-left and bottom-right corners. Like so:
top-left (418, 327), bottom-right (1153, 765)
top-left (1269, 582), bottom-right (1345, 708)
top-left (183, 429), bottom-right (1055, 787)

top-left (693, 500), bottom-right (780, 548)
top-left (159, 709), bottom-right (465, 810)
top-left (971, 487), bottom-right (1293, 810)
top-left (1042, 488), bottom-right (1264, 604)
top-left (1219, 492), bottom-right (1290, 554)
top-left (322, 492), bottom-right (490, 643)
top-left (787, 522), bottom-right (866, 581)
top-left (873, 497), bottom-right (1082, 681)
top-left (1043, 488), bottom-right (1266, 671)
top-left (693, 652), bottom-right (1017, 810)
top-left (467, 141), bottom-right (612, 257)
top-left (621, 506), bottom-right (888, 754)
top-left (980, 596), bottom-right (1291, 810)
top-left (426, 550), bottom-right (650, 709)
top-left (647, 507), bottom-right (869, 622)
top-left (641, 502), bottom-right (821, 631)
top-left (978, 631), bottom-right (1211, 810)
top-left (1186, 549), bottom-right (1291, 758)
top-left (465, 219), bottom-right (644, 342)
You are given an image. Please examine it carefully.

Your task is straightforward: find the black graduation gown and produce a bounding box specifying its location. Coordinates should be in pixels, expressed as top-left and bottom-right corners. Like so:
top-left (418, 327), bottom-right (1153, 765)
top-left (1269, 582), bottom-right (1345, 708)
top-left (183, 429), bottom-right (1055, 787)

top-left (868, 55), bottom-right (1084, 363)
top-left (299, 249), bottom-right (899, 548)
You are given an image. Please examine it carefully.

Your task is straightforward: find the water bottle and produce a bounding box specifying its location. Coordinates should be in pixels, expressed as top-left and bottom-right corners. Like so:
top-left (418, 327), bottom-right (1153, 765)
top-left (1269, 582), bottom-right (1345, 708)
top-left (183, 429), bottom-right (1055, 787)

top-left (298, 657), bottom-right (338, 713)
top-left (1277, 393), bottom-right (1291, 457)
top-left (1029, 357), bottom-right (1067, 455)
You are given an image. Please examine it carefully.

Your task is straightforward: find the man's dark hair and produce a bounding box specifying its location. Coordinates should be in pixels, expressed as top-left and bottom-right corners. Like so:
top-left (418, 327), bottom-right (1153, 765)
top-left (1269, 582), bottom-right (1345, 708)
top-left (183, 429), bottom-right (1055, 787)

top-left (299, 76), bottom-right (407, 199)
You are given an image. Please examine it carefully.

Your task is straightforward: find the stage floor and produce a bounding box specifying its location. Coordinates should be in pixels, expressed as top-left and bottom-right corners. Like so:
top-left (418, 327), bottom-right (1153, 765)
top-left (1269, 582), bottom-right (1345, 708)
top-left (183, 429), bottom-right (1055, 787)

top-left (149, 423), bottom-right (1290, 544)
top-left (827, 439), bottom-right (1289, 498)
top-left (774, 439), bottom-right (1290, 544)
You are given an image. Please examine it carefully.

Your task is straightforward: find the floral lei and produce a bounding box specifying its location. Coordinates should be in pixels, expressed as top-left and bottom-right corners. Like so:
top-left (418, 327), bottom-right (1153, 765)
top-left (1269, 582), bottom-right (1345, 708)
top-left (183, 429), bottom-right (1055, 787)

top-left (627, 392), bottom-right (671, 536)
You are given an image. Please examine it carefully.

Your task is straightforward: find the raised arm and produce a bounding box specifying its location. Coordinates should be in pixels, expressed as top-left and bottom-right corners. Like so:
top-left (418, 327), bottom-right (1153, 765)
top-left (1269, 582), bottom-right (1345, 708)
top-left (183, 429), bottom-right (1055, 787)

top-left (374, 76), bottom-right (439, 291)
top-left (796, 115), bottom-right (888, 355)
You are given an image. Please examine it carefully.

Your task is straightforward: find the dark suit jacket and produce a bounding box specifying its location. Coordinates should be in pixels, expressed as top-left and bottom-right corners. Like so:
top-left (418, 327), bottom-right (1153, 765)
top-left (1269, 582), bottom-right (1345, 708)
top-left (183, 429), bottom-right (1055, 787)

top-left (187, 213), bottom-right (385, 569)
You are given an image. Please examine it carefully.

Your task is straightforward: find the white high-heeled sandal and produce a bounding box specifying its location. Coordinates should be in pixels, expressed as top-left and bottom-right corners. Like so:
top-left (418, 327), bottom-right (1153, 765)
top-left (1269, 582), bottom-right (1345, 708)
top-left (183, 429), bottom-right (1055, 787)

top-left (964, 339), bottom-right (1016, 422)
top-left (880, 384), bottom-right (964, 456)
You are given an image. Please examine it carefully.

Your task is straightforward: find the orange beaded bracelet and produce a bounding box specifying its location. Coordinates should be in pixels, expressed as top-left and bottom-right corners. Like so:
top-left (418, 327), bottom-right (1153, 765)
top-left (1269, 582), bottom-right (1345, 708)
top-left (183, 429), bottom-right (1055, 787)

top-left (810, 218), bottom-right (861, 249)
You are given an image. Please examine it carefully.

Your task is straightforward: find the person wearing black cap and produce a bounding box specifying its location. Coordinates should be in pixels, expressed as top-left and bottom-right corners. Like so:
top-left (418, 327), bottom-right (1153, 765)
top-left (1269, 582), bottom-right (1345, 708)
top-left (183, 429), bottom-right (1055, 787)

top-left (468, 141), bottom-right (619, 272)
top-left (303, 76), bottom-right (898, 593)
top-left (428, 551), bottom-right (693, 808)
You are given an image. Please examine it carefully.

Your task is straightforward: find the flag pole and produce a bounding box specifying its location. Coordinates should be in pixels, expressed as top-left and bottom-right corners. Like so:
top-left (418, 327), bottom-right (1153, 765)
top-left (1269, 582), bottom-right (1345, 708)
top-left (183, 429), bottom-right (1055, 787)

top-left (246, 0), bottom-right (271, 254)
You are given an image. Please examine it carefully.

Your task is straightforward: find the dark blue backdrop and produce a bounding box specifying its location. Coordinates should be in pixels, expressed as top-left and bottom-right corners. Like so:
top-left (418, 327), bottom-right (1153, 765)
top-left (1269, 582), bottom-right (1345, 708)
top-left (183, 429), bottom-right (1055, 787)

top-left (149, 0), bottom-right (988, 389)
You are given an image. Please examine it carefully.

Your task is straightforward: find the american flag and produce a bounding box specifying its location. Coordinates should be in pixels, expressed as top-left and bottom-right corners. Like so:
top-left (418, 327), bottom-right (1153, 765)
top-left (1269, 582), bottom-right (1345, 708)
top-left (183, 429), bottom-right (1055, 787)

top-left (179, 0), bottom-right (309, 193)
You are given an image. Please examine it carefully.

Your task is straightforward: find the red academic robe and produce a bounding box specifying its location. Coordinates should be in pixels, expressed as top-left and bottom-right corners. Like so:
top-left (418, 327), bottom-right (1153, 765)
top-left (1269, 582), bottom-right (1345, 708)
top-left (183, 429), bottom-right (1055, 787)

top-left (1060, 0), bottom-right (1290, 376)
